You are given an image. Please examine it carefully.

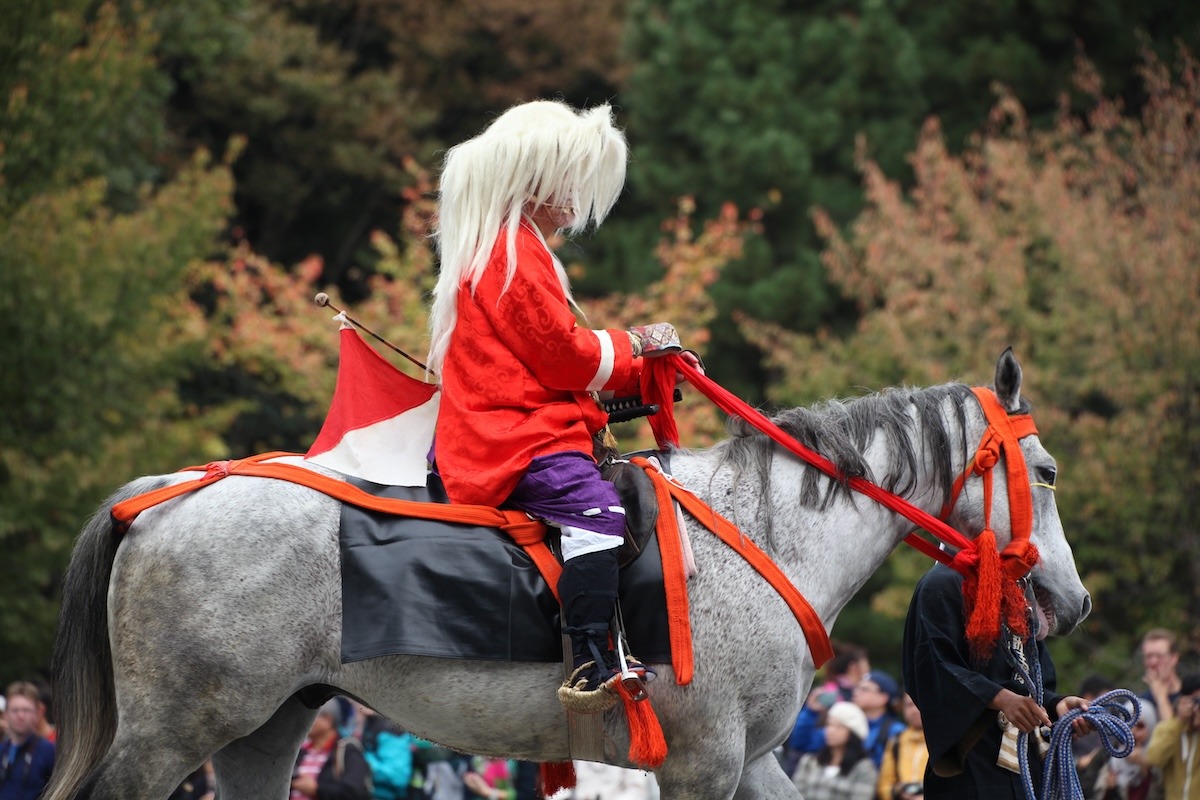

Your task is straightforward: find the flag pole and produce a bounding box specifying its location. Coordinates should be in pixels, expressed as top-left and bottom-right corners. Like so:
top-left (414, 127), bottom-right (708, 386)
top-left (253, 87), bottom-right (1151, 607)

top-left (313, 293), bottom-right (434, 376)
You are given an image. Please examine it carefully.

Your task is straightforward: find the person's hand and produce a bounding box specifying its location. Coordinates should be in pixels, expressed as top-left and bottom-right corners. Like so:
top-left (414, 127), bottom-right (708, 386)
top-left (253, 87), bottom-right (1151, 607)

top-left (1144, 668), bottom-right (1172, 699)
top-left (290, 775), bottom-right (318, 797)
top-left (1075, 748), bottom-right (1100, 770)
top-left (991, 688), bottom-right (1051, 733)
top-left (805, 687), bottom-right (830, 712)
top-left (463, 771), bottom-right (502, 800)
top-left (1180, 694), bottom-right (1200, 731)
top-left (1056, 696), bottom-right (1094, 736)
top-left (676, 350), bottom-right (705, 383)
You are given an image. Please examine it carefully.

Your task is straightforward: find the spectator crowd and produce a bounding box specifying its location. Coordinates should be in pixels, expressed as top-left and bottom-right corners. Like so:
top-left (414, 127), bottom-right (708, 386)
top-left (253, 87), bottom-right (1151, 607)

top-left (6, 626), bottom-right (1198, 800)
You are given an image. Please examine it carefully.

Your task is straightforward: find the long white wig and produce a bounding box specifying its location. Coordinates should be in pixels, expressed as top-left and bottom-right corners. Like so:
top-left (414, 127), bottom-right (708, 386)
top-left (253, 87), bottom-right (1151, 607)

top-left (427, 100), bottom-right (628, 373)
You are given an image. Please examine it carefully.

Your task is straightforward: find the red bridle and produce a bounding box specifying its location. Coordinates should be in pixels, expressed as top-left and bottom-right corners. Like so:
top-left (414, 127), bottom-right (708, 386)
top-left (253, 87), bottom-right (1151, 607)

top-left (941, 388), bottom-right (1041, 658)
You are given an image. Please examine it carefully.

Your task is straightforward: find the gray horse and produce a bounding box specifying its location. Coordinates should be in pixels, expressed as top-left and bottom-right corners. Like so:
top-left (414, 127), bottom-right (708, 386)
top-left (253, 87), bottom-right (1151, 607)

top-left (45, 349), bottom-right (1090, 800)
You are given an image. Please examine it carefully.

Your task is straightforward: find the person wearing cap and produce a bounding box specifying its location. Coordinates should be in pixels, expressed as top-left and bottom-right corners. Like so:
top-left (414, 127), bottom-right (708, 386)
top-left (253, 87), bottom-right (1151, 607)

top-left (853, 671), bottom-right (908, 769)
top-left (291, 699), bottom-right (371, 800)
top-left (790, 670), bottom-right (906, 768)
top-left (792, 701), bottom-right (880, 800)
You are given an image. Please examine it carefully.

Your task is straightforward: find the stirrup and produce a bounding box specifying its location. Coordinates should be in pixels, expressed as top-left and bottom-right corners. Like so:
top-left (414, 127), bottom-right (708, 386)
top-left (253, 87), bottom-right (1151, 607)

top-left (612, 604), bottom-right (656, 696)
top-left (557, 661), bottom-right (620, 714)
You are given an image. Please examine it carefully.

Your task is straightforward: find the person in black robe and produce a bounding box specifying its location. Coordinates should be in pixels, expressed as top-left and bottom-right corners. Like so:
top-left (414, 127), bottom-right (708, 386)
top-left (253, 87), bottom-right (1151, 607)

top-left (903, 563), bottom-right (1090, 799)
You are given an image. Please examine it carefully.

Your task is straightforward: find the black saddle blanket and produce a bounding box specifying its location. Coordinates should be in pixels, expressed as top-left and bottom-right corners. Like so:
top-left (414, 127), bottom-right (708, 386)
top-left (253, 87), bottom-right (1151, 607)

top-left (339, 476), bottom-right (672, 664)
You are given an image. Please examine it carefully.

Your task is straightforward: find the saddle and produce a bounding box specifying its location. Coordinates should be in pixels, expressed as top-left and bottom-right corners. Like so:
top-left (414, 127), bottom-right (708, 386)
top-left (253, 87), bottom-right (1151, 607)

top-left (336, 467), bottom-right (674, 665)
top-left (599, 458), bottom-right (658, 567)
top-left (592, 388), bottom-right (684, 567)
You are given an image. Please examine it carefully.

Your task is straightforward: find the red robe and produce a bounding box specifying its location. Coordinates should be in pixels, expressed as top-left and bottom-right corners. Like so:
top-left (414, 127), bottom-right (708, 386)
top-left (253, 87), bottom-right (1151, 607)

top-left (436, 221), bottom-right (641, 506)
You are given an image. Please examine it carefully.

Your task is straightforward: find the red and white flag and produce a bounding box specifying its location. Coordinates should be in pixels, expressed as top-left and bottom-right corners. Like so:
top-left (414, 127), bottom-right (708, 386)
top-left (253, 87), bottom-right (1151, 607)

top-left (305, 320), bottom-right (439, 486)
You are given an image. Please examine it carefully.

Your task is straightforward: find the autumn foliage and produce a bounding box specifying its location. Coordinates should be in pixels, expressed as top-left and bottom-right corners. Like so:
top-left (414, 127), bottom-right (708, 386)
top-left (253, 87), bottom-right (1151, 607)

top-left (745, 49), bottom-right (1200, 679)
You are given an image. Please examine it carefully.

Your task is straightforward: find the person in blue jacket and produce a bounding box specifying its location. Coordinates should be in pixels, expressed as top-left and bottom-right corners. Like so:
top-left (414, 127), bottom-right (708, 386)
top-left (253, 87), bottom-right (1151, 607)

top-left (1, 683), bottom-right (55, 800)
top-left (355, 705), bottom-right (413, 800)
top-left (789, 670), bottom-right (907, 768)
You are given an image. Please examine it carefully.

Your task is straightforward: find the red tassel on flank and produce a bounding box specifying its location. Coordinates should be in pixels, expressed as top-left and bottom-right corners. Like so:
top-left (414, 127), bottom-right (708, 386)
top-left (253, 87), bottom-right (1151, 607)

top-left (618, 683), bottom-right (668, 769)
top-left (538, 761), bottom-right (575, 798)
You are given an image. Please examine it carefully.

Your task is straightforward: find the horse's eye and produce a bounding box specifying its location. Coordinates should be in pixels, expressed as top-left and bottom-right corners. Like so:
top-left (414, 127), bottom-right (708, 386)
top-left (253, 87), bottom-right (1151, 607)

top-left (1036, 466), bottom-right (1057, 487)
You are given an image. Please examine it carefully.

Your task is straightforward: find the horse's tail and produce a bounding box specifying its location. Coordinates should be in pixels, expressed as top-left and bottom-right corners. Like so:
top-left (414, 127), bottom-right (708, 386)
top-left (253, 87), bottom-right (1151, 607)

top-left (44, 477), bottom-right (169, 800)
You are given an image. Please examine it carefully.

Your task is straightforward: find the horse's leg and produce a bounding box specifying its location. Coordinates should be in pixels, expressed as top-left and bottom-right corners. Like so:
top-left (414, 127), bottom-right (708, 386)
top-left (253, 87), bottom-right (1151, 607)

top-left (652, 732), bottom-right (746, 800)
top-left (71, 704), bottom-right (219, 800)
top-left (211, 694), bottom-right (317, 800)
top-left (732, 752), bottom-right (803, 800)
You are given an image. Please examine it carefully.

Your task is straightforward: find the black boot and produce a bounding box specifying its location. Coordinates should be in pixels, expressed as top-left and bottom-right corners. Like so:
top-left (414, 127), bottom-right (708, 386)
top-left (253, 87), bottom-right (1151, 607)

top-left (559, 548), bottom-right (619, 677)
top-left (557, 549), bottom-right (622, 712)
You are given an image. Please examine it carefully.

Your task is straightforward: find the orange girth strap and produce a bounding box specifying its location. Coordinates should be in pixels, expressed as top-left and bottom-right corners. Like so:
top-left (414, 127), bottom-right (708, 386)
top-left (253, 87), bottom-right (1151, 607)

top-left (631, 457), bottom-right (834, 673)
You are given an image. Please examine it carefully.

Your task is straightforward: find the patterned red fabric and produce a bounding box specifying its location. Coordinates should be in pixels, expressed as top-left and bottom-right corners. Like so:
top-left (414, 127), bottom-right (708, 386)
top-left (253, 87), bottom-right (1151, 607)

top-left (436, 221), bottom-right (640, 506)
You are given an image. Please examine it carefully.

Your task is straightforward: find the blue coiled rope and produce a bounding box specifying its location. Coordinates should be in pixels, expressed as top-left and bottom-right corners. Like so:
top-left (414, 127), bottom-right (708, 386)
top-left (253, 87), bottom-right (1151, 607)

top-left (1037, 688), bottom-right (1140, 800)
top-left (1002, 582), bottom-right (1141, 799)
top-left (1011, 631), bottom-right (1141, 800)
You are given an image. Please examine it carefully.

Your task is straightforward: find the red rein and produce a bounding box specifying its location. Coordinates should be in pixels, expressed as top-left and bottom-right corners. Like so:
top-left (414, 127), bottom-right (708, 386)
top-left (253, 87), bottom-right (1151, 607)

top-left (640, 356), bottom-right (1040, 659)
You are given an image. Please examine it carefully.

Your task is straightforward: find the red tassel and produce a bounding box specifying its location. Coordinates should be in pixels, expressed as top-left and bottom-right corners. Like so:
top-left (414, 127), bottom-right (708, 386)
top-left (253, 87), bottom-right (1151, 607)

top-left (639, 357), bottom-right (682, 449)
top-left (618, 682), bottom-right (668, 769)
top-left (963, 529), bottom-right (1003, 661)
top-left (538, 761), bottom-right (575, 798)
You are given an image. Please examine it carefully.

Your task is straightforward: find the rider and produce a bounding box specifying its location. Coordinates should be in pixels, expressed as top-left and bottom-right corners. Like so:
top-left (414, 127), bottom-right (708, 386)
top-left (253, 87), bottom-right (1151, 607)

top-left (426, 99), bottom-right (697, 712)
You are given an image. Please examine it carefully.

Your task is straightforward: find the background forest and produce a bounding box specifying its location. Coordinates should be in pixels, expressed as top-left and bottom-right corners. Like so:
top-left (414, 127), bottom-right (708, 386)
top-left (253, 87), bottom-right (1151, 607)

top-left (1, 0), bottom-right (1198, 697)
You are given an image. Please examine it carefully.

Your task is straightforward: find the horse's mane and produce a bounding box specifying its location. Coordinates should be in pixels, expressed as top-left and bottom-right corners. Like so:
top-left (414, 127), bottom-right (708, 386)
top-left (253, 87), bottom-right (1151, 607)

top-left (713, 383), bottom-right (979, 513)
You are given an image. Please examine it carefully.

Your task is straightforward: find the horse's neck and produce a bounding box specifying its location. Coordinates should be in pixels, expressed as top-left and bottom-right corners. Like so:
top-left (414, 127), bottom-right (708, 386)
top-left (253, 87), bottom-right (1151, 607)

top-left (673, 397), bottom-right (974, 629)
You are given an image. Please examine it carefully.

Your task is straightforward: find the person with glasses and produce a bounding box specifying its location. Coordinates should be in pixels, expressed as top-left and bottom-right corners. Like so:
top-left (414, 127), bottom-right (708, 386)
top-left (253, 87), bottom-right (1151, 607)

top-left (1140, 630), bottom-right (1184, 726)
top-left (0, 682), bottom-right (55, 800)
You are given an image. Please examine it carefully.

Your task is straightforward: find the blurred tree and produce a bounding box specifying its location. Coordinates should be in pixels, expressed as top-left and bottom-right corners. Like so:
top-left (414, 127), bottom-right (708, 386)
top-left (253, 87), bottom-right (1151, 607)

top-left (285, 0), bottom-right (630, 143)
top-left (610, 0), bottom-right (927, 398)
top-left (614, 0), bottom-right (1200, 400)
top-left (743, 48), bottom-right (1200, 689)
top-left (154, 0), bottom-right (434, 288)
top-left (0, 158), bottom-right (236, 684)
top-left (0, 0), bottom-right (171, 212)
top-left (155, 0), bottom-right (629, 287)
top-left (0, 0), bottom-right (238, 684)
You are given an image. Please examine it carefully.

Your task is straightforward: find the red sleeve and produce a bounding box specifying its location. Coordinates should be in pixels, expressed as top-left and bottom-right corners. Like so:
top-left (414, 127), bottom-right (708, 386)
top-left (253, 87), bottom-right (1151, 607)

top-left (473, 228), bottom-right (638, 393)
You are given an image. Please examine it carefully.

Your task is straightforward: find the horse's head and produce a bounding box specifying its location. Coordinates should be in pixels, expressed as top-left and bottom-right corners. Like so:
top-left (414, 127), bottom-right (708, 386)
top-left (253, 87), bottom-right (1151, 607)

top-left (946, 349), bottom-right (1092, 637)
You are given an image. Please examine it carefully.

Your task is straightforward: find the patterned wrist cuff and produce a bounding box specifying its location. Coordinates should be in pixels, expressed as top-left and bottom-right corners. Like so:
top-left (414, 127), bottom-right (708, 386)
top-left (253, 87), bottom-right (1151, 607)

top-left (627, 330), bottom-right (643, 357)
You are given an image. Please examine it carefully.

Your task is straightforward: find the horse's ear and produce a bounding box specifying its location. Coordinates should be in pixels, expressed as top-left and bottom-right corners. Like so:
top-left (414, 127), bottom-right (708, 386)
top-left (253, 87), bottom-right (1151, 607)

top-left (994, 347), bottom-right (1022, 412)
